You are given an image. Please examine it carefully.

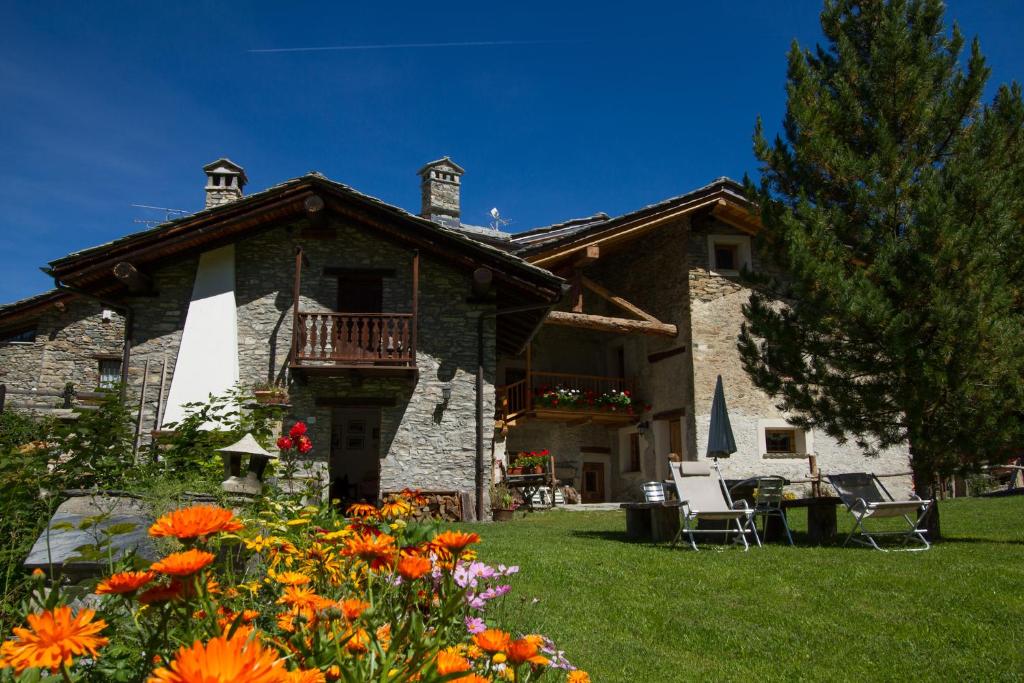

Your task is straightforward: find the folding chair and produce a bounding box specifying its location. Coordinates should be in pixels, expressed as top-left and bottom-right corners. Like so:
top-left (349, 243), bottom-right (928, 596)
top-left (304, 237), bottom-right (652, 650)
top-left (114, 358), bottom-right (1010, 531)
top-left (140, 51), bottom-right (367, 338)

top-left (752, 476), bottom-right (794, 545)
top-left (826, 473), bottom-right (933, 551)
top-left (669, 461), bottom-right (760, 551)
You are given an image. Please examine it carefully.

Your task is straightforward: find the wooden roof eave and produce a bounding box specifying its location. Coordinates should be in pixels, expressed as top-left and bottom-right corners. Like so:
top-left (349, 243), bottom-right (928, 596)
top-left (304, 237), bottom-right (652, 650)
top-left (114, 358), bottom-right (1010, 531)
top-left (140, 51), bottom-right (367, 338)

top-left (524, 189), bottom-right (760, 268)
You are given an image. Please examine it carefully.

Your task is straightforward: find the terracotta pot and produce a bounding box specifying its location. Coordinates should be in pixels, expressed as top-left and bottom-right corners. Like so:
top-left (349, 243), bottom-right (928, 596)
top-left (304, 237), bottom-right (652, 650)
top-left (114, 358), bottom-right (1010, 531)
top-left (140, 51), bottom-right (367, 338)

top-left (508, 467), bottom-right (523, 475)
top-left (530, 465), bottom-right (544, 475)
top-left (492, 508), bottom-right (515, 522)
top-left (254, 390), bottom-right (287, 405)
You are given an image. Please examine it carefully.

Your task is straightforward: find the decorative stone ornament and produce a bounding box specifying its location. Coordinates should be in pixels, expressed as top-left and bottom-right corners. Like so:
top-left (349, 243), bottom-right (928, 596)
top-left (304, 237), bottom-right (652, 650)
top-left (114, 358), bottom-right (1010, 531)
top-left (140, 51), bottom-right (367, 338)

top-left (217, 433), bottom-right (277, 493)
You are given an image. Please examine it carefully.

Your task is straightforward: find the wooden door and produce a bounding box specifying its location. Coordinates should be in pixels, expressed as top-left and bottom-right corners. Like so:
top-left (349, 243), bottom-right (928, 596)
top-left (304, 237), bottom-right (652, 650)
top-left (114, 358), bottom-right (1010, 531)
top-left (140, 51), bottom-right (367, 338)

top-left (329, 408), bottom-right (381, 505)
top-left (336, 276), bottom-right (384, 360)
top-left (581, 462), bottom-right (606, 503)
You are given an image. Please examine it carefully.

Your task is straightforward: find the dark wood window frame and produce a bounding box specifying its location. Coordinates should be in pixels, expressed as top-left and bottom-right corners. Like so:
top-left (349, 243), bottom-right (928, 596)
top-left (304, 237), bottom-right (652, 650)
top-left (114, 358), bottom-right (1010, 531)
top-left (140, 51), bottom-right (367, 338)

top-left (764, 428), bottom-right (797, 454)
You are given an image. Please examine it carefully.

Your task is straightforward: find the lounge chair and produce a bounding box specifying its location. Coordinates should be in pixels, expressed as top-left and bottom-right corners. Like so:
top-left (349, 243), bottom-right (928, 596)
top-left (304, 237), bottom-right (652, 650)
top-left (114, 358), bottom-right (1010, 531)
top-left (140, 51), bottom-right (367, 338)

top-left (826, 473), bottom-right (933, 551)
top-left (669, 461), bottom-right (760, 551)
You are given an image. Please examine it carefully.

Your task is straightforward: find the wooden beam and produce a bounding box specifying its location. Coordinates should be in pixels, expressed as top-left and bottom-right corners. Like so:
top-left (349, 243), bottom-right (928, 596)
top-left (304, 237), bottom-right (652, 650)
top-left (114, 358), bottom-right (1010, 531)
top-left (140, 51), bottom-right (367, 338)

top-left (647, 346), bottom-right (687, 363)
top-left (113, 262), bottom-right (153, 293)
top-left (572, 245), bottom-right (600, 268)
top-left (580, 276), bottom-right (658, 323)
top-left (544, 311), bottom-right (677, 337)
top-left (570, 270), bottom-right (584, 312)
top-left (711, 199), bottom-right (761, 234)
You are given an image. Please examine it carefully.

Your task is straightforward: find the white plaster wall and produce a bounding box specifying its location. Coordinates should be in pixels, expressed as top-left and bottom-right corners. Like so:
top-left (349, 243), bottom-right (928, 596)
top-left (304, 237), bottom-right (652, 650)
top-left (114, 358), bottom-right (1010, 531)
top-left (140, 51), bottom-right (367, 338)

top-left (694, 413), bottom-right (913, 498)
top-left (162, 245), bottom-right (239, 426)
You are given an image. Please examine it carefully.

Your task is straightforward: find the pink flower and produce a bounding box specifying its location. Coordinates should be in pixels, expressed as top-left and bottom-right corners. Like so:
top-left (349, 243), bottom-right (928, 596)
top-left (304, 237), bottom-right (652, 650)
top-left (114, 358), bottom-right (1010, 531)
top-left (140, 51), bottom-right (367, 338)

top-left (465, 617), bottom-right (486, 634)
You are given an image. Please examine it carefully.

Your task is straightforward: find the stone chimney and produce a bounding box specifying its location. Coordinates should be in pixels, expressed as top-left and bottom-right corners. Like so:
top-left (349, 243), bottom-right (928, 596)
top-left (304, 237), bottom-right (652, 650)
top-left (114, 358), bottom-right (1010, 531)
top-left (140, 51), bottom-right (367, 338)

top-left (203, 158), bottom-right (247, 209)
top-left (418, 157), bottom-right (464, 228)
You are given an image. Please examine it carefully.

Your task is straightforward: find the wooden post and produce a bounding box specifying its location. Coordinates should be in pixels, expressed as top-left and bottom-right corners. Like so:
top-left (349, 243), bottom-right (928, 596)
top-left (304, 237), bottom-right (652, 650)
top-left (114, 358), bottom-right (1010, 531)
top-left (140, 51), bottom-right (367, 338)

top-left (0, 384), bottom-right (5, 414)
top-left (525, 342), bottom-right (532, 410)
top-left (570, 269), bottom-right (584, 312)
top-left (292, 246), bottom-right (304, 363)
top-left (549, 452), bottom-right (557, 508)
top-left (151, 357), bottom-right (167, 462)
top-left (808, 454), bottom-right (821, 498)
top-left (411, 250), bottom-right (419, 363)
top-left (133, 359), bottom-right (150, 462)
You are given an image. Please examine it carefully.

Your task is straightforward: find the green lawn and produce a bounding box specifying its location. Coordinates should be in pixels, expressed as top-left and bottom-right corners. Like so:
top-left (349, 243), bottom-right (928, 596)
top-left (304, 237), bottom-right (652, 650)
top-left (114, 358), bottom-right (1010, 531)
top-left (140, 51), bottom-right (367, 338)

top-left (459, 497), bottom-right (1024, 682)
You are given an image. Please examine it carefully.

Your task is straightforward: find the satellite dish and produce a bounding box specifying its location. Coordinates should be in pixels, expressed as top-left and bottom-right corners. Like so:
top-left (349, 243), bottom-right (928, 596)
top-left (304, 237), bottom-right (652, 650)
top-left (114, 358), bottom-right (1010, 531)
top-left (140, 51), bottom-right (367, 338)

top-left (490, 207), bottom-right (500, 220)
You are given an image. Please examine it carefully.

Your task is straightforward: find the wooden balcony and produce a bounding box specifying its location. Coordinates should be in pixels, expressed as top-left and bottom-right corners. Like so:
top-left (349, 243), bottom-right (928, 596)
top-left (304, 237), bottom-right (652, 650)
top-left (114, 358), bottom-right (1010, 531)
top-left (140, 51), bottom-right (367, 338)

top-left (292, 312), bottom-right (416, 374)
top-left (289, 246), bottom-right (419, 376)
top-left (496, 371), bottom-right (640, 428)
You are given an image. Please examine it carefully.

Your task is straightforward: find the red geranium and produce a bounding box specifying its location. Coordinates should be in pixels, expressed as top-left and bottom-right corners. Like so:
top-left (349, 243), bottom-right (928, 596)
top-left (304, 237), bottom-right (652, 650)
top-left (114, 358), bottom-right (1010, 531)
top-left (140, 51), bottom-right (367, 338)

top-left (296, 435), bottom-right (313, 454)
top-left (288, 422), bottom-right (307, 438)
top-left (277, 436), bottom-right (293, 451)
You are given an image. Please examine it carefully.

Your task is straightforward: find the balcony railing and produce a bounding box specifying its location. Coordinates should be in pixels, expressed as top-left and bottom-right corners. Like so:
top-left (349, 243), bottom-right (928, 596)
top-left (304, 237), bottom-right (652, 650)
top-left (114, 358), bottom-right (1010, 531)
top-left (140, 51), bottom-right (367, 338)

top-left (294, 312), bottom-right (415, 366)
top-left (497, 371), bottom-right (636, 425)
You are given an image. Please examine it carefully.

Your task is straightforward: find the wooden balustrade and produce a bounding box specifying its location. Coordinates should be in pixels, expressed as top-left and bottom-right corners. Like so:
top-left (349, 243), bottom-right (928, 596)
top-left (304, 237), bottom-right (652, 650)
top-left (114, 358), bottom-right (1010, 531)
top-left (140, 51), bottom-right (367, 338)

top-left (294, 312), bottom-right (415, 365)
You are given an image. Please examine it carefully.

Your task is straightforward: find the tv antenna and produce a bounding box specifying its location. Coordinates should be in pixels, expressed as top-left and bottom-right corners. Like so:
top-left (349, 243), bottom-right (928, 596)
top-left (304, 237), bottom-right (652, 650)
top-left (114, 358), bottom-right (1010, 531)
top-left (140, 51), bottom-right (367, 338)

top-left (489, 207), bottom-right (511, 230)
top-left (131, 204), bottom-right (190, 227)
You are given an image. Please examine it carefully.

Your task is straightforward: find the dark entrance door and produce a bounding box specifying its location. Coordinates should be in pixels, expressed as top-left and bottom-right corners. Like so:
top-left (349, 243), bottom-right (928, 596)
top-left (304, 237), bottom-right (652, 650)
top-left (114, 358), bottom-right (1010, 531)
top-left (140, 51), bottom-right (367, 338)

top-left (337, 275), bottom-right (383, 314)
top-left (329, 407), bottom-right (382, 505)
top-left (581, 462), bottom-right (606, 503)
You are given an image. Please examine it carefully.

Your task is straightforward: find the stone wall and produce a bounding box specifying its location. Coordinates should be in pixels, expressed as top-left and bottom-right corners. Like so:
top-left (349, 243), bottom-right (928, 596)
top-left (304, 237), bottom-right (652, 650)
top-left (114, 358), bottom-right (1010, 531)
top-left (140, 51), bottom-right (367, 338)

top-left (0, 298), bottom-right (125, 395)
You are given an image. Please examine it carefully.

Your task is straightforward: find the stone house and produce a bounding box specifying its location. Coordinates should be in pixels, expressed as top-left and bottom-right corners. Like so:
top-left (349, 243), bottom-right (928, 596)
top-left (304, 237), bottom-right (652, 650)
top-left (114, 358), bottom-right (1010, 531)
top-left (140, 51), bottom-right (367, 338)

top-left (0, 158), bottom-right (912, 513)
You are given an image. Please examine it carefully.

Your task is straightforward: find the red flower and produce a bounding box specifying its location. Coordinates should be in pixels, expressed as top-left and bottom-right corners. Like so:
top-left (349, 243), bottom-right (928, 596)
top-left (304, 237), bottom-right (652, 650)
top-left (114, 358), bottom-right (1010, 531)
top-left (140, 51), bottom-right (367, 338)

top-left (539, 449), bottom-right (550, 456)
top-left (276, 437), bottom-right (293, 451)
top-left (296, 435), bottom-right (313, 454)
top-left (288, 422), bottom-right (307, 438)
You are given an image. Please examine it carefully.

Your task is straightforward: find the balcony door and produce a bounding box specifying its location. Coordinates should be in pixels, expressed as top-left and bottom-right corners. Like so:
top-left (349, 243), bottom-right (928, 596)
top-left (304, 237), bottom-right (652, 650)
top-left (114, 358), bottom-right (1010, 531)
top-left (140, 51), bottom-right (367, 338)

top-left (335, 273), bottom-right (384, 361)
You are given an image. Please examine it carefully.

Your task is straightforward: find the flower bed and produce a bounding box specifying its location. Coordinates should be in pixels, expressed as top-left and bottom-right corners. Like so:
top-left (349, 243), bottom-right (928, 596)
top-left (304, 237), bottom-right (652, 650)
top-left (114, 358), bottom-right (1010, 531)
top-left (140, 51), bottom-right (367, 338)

top-left (0, 492), bottom-right (589, 682)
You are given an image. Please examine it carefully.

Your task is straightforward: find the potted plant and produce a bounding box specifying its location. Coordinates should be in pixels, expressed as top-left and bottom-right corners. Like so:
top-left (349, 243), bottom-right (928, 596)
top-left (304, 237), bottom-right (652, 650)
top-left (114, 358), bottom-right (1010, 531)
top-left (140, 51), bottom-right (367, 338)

top-left (253, 381), bottom-right (288, 405)
top-left (490, 482), bottom-right (517, 522)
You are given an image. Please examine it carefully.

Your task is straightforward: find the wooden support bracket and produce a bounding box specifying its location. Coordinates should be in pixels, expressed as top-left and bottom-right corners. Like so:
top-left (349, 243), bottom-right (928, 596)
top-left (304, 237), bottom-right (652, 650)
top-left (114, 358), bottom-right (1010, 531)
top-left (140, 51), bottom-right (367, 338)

top-left (545, 311), bottom-right (677, 337)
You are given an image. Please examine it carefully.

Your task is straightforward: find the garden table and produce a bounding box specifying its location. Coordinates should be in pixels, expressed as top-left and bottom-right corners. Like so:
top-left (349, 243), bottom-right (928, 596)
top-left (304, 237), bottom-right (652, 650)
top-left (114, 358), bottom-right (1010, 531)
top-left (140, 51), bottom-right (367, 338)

top-left (781, 496), bottom-right (841, 544)
top-left (620, 501), bottom-right (683, 542)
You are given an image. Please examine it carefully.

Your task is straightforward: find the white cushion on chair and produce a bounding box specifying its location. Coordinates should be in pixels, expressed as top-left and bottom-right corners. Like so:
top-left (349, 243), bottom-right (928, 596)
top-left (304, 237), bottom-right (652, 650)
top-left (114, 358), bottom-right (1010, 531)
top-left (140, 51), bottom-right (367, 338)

top-left (678, 461), bottom-right (711, 476)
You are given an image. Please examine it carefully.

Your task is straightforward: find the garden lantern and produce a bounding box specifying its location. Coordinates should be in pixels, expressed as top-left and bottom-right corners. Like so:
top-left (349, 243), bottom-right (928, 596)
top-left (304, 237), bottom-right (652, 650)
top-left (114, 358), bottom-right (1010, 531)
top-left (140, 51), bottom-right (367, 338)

top-left (217, 433), bottom-right (277, 495)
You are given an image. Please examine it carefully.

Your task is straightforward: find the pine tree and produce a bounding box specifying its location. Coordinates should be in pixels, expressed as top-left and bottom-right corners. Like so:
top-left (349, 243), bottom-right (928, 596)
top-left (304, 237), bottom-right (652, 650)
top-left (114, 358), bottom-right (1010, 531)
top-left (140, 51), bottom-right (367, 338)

top-left (740, 0), bottom-right (1024, 498)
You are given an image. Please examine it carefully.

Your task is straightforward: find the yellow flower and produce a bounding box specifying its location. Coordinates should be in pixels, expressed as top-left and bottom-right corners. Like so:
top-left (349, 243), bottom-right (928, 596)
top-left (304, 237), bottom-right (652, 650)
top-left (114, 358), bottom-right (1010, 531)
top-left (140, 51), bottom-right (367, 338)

top-left (566, 671), bottom-right (591, 683)
top-left (286, 518), bottom-right (310, 526)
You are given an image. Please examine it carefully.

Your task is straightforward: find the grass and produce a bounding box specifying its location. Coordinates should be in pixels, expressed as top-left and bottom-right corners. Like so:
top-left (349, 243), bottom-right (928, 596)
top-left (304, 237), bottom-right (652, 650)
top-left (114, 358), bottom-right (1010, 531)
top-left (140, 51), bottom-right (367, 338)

top-left (459, 496), bottom-right (1024, 682)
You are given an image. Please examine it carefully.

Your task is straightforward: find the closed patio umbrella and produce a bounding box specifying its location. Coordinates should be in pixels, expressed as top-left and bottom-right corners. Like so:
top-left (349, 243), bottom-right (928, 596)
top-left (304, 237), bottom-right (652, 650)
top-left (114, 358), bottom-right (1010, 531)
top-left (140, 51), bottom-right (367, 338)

top-left (706, 375), bottom-right (736, 460)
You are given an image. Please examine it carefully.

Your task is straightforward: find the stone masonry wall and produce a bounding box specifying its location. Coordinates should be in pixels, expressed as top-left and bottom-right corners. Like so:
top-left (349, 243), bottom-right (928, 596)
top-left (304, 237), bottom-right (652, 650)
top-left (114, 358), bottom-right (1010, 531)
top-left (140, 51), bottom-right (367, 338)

top-left (0, 298), bottom-right (125, 396)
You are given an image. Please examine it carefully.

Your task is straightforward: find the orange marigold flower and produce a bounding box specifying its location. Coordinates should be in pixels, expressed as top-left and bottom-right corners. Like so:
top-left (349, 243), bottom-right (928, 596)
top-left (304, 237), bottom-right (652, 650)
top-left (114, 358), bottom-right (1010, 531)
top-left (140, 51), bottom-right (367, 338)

top-left (147, 630), bottom-right (287, 683)
top-left (338, 598), bottom-right (369, 622)
top-left (453, 676), bottom-right (490, 683)
top-left (277, 586), bottom-right (323, 611)
top-left (285, 669), bottom-right (326, 683)
top-left (375, 623), bottom-right (391, 652)
top-left (149, 504), bottom-right (243, 540)
top-left (345, 503), bottom-right (378, 519)
top-left (343, 628), bottom-right (370, 655)
top-left (566, 671), bottom-right (591, 683)
top-left (96, 570), bottom-right (156, 595)
top-left (397, 555), bottom-right (432, 581)
top-left (0, 606), bottom-right (108, 673)
top-left (436, 648), bottom-right (472, 675)
top-left (506, 638), bottom-right (548, 666)
top-left (151, 549), bottom-right (215, 577)
top-left (272, 571), bottom-right (311, 586)
top-left (137, 582), bottom-right (183, 605)
top-left (433, 530), bottom-right (480, 554)
top-left (343, 532), bottom-right (396, 564)
top-left (473, 629), bottom-right (511, 654)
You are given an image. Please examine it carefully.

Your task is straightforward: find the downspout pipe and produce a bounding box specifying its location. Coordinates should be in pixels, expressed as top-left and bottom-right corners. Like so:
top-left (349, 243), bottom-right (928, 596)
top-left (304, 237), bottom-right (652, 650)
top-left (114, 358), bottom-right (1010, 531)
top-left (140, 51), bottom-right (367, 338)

top-left (47, 273), bottom-right (135, 400)
top-left (475, 294), bottom-right (567, 521)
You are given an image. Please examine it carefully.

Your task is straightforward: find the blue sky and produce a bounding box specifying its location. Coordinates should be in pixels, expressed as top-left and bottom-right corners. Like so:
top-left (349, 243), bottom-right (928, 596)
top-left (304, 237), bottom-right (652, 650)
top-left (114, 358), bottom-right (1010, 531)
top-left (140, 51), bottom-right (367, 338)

top-left (1, 0), bottom-right (1021, 302)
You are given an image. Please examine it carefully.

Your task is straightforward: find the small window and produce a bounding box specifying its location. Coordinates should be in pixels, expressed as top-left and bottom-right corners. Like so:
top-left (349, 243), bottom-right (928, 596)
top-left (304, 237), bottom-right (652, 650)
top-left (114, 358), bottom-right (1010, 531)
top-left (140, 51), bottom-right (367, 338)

top-left (765, 429), bottom-right (796, 454)
top-left (1, 328), bottom-right (35, 344)
top-left (714, 244), bottom-right (738, 271)
top-left (98, 359), bottom-right (122, 389)
top-left (627, 432), bottom-right (642, 472)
